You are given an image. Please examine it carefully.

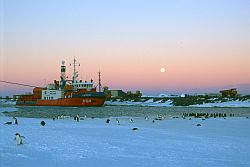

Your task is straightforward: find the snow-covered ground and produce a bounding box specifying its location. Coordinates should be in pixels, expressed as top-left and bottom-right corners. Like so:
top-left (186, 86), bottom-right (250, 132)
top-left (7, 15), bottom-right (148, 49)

top-left (106, 99), bottom-right (250, 107)
top-left (1, 116), bottom-right (250, 167)
top-left (105, 99), bottom-right (173, 107)
top-left (0, 99), bottom-right (16, 106)
top-left (190, 100), bottom-right (250, 107)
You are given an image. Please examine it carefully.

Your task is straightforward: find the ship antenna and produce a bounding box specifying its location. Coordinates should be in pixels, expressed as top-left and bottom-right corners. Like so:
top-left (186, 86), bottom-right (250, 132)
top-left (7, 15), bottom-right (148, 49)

top-left (98, 71), bottom-right (102, 92)
top-left (71, 57), bottom-right (80, 85)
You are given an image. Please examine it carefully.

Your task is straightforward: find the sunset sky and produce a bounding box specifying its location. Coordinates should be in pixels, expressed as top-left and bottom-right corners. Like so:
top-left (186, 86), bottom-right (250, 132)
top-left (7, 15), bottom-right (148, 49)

top-left (0, 0), bottom-right (250, 96)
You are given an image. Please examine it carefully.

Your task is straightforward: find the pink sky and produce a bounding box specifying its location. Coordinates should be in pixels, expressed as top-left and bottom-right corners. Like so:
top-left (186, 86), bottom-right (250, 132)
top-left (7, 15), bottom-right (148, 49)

top-left (1, 0), bottom-right (250, 96)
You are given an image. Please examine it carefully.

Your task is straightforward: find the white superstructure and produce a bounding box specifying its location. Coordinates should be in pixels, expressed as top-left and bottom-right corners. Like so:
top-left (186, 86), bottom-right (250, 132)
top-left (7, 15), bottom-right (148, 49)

top-left (42, 89), bottom-right (62, 100)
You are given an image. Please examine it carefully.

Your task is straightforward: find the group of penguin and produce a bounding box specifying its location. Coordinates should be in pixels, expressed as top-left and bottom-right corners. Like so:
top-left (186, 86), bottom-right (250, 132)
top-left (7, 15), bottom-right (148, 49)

top-left (3, 117), bottom-right (24, 145)
top-left (6, 114), bottom-right (173, 145)
top-left (4, 117), bottom-right (47, 145)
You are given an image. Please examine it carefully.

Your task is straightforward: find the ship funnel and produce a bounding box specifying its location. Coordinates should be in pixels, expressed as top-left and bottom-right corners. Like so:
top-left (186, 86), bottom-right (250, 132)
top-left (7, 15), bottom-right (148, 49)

top-left (60, 60), bottom-right (66, 89)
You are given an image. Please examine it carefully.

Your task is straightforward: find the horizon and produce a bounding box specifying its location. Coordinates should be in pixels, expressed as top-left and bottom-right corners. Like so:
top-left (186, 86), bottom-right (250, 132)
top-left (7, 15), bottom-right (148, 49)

top-left (1, 80), bottom-right (250, 97)
top-left (1, 0), bottom-right (250, 97)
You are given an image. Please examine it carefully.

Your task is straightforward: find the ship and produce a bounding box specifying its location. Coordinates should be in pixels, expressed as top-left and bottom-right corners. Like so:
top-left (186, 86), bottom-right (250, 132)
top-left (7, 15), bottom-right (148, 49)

top-left (16, 58), bottom-right (106, 107)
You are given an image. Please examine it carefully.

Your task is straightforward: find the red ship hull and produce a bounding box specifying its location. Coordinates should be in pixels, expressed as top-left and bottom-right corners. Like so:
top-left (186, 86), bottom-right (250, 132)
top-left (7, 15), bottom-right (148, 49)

top-left (17, 97), bottom-right (106, 107)
top-left (36, 97), bottom-right (105, 107)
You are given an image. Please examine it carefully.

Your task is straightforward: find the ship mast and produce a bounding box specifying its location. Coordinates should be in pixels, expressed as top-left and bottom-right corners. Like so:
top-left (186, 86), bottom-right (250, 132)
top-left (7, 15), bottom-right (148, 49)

top-left (98, 71), bottom-right (102, 92)
top-left (70, 57), bottom-right (80, 85)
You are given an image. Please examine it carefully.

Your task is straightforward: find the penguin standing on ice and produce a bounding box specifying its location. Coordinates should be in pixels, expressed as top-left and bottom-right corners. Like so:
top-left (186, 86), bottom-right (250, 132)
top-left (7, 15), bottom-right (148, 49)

top-left (106, 119), bottom-right (110, 123)
top-left (15, 133), bottom-right (24, 145)
top-left (116, 118), bottom-right (120, 125)
top-left (130, 118), bottom-right (134, 123)
top-left (75, 114), bottom-right (80, 122)
top-left (13, 117), bottom-right (18, 125)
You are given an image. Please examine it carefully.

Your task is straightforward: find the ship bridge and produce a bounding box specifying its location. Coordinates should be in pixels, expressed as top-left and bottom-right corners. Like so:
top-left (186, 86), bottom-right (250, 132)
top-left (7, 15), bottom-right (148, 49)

top-left (72, 80), bottom-right (94, 90)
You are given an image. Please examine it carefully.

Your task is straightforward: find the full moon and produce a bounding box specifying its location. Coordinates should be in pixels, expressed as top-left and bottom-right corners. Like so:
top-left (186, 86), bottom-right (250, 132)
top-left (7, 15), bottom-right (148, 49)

top-left (160, 68), bottom-right (166, 73)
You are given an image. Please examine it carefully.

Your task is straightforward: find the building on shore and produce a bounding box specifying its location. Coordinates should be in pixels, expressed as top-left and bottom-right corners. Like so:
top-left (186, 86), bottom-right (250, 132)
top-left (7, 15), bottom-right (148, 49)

top-left (220, 88), bottom-right (238, 97)
top-left (110, 90), bottom-right (127, 98)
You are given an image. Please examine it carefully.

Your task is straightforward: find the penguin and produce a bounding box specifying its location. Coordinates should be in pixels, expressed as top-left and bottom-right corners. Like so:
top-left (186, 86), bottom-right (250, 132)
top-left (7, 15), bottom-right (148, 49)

top-left (130, 118), bottom-right (134, 123)
top-left (106, 119), bottom-right (110, 124)
top-left (15, 133), bottom-right (24, 145)
top-left (76, 115), bottom-right (80, 122)
top-left (13, 117), bottom-right (18, 125)
top-left (41, 121), bottom-right (46, 126)
top-left (116, 118), bottom-right (120, 125)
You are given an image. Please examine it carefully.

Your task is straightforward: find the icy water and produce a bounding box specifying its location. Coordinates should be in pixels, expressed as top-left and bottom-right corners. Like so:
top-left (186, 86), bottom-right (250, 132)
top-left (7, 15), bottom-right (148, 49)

top-left (1, 106), bottom-right (250, 118)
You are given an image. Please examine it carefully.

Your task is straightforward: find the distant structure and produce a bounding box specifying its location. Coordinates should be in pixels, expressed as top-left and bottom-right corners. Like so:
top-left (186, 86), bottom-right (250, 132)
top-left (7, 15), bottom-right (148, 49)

top-left (110, 90), bottom-right (127, 98)
top-left (158, 94), bottom-right (178, 98)
top-left (180, 94), bottom-right (186, 98)
top-left (103, 87), bottom-right (142, 99)
top-left (126, 90), bottom-right (142, 98)
top-left (220, 88), bottom-right (237, 97)
top-left (204, 93), bottom-right (221, 97)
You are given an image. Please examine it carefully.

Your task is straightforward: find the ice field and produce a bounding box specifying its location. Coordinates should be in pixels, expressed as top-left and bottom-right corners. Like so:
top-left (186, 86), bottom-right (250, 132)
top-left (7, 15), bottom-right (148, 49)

top-left (1, 115), bottom-right (250, 167)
